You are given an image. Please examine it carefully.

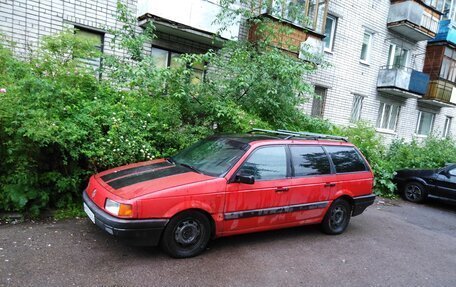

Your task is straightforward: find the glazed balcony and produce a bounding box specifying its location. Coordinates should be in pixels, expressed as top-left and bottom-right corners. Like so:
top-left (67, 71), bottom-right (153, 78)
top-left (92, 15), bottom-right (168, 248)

top-left (387, 0), bottom-right (440, 41)
top-left (430, 19), bottom-right (456, 45)
top-left (377, 66), bottom-right (430, 98)
top-left (420, 80), bottom-right (456, 107)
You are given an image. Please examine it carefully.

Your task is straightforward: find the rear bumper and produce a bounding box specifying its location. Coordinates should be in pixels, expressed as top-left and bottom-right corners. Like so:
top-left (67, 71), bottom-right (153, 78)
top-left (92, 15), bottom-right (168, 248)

top-left (82, 191), bottom-right (168, 246)
top-left (352, 194), bottom-right (376, 216)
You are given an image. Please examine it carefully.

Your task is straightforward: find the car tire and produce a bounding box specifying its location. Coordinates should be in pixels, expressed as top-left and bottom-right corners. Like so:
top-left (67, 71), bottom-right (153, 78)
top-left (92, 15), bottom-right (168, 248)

top-left (321, 199), bottom-right (351, 235)
top-left (160, 211), bottom-right (211, 258)
top-left (402, 181), bottom-right (427, 203)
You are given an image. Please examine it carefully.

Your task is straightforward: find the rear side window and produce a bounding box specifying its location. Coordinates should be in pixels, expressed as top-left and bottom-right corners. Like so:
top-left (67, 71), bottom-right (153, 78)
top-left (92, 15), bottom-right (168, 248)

top-left (290, 146), bottom-right (331, 176)
top-left (237, 146), bottom-right (287, 180)
top-left (325, 146), bottom-right (367, 173)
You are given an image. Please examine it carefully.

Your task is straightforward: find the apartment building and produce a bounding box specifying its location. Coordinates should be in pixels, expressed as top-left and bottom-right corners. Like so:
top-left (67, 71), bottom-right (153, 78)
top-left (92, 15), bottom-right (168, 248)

top-left (1, 0), bottom-right (455, 141)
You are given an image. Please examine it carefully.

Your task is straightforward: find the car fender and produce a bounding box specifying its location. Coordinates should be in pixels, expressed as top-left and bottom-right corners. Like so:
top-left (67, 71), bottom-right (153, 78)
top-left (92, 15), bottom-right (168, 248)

top-left (332, 189), bottom-right (355, 202)
top-left (162, 198), bottom-right (217, 219)
top-left (404, 176), bottom-right (430, 187)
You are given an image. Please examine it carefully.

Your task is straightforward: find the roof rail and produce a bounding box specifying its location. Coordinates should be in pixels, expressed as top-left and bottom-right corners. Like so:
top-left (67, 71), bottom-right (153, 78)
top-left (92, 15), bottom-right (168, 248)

top-left (248, 128), bottom-right (297, 139)
top-left (277, 129), bottom-right (349, 142)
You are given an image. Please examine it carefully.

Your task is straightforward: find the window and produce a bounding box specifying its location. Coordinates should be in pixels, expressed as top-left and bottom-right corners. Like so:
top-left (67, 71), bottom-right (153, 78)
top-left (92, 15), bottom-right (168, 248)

top-left (290, 146), bottom-right (331, 176)
top-left (151, 46), bottom-right (205, 83)
top-left (324, 15), bottom-right (337, 52)
top-left (360, 31), bottom-right (373, 63)
top-left (74, 27), bottom-right (104, 75)
top-left (387, 44), bottom-right (409, 68)
top-left (376, 102), bottom-right (400, 131)
top-left (350, 95), bottom-right (364, 123)
top-left (416, 111), bottom-right (435, 136)
top-left (311, 86), bottom-right (327, 118)
top-left (449, 168), bottom-right (456, 176)
top-left (443, 116), bottom-right (452, 138)
top-left (325, 146), bottom-right (367, 173)
top-left (440, 47), bottom-right (456, 82)
top-left (237, 146), bottom-right (287, 180)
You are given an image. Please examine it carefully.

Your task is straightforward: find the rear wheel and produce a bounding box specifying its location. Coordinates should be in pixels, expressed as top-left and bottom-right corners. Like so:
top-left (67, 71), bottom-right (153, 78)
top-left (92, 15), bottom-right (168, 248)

top-left (160, 211), bottom-right (211, 258)
top-left (321, 199), bottom-right (351, 235)
top-left (402, 182), bottom-right (427, 203)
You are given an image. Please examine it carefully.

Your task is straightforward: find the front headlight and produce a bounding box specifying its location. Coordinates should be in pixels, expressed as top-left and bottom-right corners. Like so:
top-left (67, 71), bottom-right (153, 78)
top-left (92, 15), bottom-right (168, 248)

top-left (105, 198), bottom-right (133, 217)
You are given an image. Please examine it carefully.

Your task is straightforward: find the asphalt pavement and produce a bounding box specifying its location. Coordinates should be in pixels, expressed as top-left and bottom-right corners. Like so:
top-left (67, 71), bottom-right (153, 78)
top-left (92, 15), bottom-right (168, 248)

top-left (1, 197), bottom-right (456, 287)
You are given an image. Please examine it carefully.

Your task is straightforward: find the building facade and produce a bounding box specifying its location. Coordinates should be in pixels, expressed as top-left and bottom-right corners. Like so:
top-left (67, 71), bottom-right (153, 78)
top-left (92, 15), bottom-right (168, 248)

top-left (1, 0), bottom-right (456, 141)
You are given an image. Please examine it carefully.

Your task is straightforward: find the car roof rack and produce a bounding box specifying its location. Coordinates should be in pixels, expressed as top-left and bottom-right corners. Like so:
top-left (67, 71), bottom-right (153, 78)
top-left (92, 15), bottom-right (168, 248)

top-left (247, 128), bottom-right (348, 142)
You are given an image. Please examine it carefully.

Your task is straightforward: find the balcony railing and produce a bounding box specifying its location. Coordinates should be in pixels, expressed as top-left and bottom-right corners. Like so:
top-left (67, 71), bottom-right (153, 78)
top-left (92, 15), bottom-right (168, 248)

top-left (423, 80), bottom-right (456, 106)
top-left (387, 0), bottom-right (439, 41)
top-left (377, 66), bottom-right (430, 97)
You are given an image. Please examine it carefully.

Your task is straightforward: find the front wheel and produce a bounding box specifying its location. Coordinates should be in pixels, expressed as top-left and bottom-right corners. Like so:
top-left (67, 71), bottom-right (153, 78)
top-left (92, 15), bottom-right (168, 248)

top-left (321, 199), bottom-right (351, 235)
top-left (160, 211), bottom-right (211, 258)
top-left (402, 182), bottom-right (427, 203)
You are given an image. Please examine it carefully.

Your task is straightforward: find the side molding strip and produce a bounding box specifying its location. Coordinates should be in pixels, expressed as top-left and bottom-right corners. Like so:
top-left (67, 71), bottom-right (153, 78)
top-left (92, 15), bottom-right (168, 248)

top-left (224, 201), bottom-right (329, 220)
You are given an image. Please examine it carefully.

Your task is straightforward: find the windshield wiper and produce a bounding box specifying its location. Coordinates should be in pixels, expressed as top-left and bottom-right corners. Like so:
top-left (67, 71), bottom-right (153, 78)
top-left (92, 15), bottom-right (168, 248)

top-left (166, 157), bottom-right (175, 164)
top-left (179, 163), bottom-right (202, 174)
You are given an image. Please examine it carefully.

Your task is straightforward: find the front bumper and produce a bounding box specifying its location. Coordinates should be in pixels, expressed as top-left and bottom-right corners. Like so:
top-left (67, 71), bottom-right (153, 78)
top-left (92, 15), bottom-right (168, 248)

top-left (352, 194), bottom-right (376, 216)
top-left (82, 191), bottom-right (168, 246)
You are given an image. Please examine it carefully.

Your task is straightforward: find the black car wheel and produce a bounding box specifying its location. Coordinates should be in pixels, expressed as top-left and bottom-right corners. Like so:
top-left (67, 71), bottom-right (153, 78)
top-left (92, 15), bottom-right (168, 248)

top-left (403, 182), bottom-right (427, 203)
top-left (321, 199), bottom-right (351, 235)
top-left (160, 211), bottom-right (211, 258)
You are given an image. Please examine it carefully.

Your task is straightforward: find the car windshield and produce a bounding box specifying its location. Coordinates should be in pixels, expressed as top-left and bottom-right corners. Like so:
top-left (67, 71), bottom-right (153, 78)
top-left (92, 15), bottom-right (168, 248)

top-left (171, 137), bottom-right (249, 177)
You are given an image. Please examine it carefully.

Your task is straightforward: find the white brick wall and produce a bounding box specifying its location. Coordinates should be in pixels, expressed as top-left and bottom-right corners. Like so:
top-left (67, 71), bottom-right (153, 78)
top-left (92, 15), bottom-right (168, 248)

top-left (303, 0), bottom-right (456, 142)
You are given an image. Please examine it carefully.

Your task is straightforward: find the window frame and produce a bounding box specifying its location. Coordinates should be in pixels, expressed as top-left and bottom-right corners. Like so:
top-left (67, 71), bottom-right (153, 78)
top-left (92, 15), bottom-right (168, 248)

top-left (376, 102), bottom-right (401, 132)
top-left (416, 111), bottom-right (436, 136)
top-left (360, 30), bottom-right (373, 64)
top-left (288, 145), bottom-right (333, 178)
top-left (387, 43), bottom-right (409, 68)
top-left (74, 25), bottom-right (105, 79)
top-left (350, 94), bottom-right (364, 123)
top-left (311, 86), bottom-right (327, 118)
top-left (443, 116), bottom-right (452, 138)
top-left (324, 14), bottom-right (337, 52)
top-left (234, 145), bottom-right (291, 182)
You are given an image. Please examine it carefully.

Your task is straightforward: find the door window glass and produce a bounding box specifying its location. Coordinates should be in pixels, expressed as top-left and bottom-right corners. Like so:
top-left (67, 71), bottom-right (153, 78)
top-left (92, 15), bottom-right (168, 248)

top-left (238, 146), bottom-right (287, 180)
top-left (290, 146), bottom-right (331, 176)
top-left (325, 146), bottom-right (367, 173)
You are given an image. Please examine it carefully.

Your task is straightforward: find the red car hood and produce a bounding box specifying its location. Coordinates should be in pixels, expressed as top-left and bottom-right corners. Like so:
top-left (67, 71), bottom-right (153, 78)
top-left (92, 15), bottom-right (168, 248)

top-left (94, 159), bottom-right (215, 200)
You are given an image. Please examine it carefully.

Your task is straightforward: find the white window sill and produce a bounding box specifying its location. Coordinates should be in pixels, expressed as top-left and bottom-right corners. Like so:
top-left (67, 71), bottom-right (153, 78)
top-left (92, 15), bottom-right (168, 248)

top-left (376, 128), bottom-right (397, 135)
top-left (359, 60), bottom-right (370, 66)
top-left (414, 134), bottom-right (428, 138)
top-left (324, 49), bottom-right (334, 55)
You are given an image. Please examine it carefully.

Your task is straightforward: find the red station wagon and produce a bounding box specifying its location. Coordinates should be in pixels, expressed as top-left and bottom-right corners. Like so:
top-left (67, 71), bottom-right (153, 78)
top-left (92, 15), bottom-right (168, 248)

top-left (83, 129), bottom-right (376, 258)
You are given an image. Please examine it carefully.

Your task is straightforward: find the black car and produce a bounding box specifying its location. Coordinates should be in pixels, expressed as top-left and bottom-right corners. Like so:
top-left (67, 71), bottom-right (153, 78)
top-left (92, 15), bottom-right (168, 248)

top-left (393, 163), bottom-right (456, 203)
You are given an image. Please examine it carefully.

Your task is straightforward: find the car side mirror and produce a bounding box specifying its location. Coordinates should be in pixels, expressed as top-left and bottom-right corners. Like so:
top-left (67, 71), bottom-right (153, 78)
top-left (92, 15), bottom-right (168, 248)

top-left (235, 175), bottom-right (255, 184)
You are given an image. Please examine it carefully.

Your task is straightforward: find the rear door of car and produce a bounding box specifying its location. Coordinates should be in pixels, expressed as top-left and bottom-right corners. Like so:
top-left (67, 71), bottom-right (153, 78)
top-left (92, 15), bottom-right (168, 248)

top-left (287, 145), bottom-right (336, 222)
top-left (223, 145), bottom-right (292, 233)
top-left (324, 145), bottom-right (373, 198)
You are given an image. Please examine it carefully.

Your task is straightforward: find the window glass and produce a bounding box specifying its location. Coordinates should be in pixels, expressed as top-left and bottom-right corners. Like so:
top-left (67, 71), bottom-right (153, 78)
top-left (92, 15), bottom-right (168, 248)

top-left (449, 168), bottom-right (456, 176)
top-left (387, 44), bottom-right (409, 68)
top-left (311, 86), bottom-right (327, 118)
top-left (172, 137), bottom-right (248, 177)
top-left (443, 116), bottom-right (452, 138)
top-left (324, 15), bottom-right (336, 51)
top-left (416, 111), bottom-right (435, 136)
top-left (290, 146), bottom-right (330, 176)
top-left (376, 102), bottom-right (400, 131)
top-left (350, 95), bottom-right (363, 123)
top-left (238, 146), bottom-right (287, 180)
top-left (74, 28), bottom-right (104, 75)
top-left (360, 32), bottom-right (372, 62)
top-left (326, 146), bottom-right (367, 173)
top-left (151, 47), bottom-right (169, 68)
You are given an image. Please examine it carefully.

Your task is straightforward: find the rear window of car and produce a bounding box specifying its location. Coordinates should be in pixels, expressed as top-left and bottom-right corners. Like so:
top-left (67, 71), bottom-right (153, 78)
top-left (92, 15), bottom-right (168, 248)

top-left (325, 146), bottom-right (367, 173)
top-left (290, 146), bottom-right (331, 176)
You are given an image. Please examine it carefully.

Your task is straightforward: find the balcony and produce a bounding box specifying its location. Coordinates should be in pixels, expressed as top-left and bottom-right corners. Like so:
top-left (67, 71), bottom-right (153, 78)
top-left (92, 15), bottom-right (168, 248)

top-left (387, 0), bottom-right (439, 41)
top-left (377, 66), bottom-right (430, 98)
top-left (137, 0), bottom-right (240, 46)
top-left (429, 19), bottom-right (456, 45)
top-left (419, 80), bottom-right (456, 107)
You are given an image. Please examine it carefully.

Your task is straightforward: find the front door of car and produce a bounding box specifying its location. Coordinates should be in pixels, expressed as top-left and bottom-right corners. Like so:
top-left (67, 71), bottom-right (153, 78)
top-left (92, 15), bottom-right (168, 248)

top-left (288, 145), bottom-right (335, 222)
top-left (435, 166), bottom-right (456, 199)
top-left (223, 145), bottom-right (291, 234)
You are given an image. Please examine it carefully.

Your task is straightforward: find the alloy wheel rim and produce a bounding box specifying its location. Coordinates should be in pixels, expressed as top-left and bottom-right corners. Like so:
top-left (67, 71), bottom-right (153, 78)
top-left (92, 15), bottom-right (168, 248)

top-left (405, 184), bottom-right (422, 201)
top-left (174, 219), bottom-right (201, 246)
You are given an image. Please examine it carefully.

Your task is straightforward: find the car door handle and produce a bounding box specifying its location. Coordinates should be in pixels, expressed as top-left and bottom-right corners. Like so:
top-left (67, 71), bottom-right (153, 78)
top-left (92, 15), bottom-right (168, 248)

top-left (275, 187), bottom-right (289, 192)
top-left (325, 183), bottom-right (336, 187)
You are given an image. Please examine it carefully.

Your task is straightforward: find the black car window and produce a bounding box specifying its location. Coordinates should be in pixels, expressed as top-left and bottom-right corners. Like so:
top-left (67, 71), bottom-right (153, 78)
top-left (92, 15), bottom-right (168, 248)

top-left (325, 146), bottom-right (367, 173)
top-left (237, 146), bottom-right (287, 180)
top-left (290, 146), bottom-right (331, 176)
